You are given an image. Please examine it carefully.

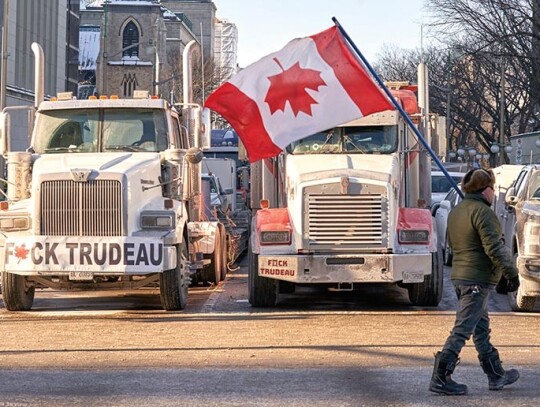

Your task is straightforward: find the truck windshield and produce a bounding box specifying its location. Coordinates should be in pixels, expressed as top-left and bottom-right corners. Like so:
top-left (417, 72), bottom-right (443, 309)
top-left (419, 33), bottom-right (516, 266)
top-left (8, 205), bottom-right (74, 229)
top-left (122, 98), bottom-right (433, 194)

top-left (286, 125), bottom-right (397, 154)
top-left (33, 108), bottom-right (168, 154)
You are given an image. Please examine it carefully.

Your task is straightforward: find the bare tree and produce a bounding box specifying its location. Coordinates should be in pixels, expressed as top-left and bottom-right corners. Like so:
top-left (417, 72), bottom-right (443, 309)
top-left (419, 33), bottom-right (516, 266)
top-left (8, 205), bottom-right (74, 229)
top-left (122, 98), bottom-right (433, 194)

top-left (160, 48), bottom-right (221, 106)
top-left (424, 0), bottom-right (540, 144)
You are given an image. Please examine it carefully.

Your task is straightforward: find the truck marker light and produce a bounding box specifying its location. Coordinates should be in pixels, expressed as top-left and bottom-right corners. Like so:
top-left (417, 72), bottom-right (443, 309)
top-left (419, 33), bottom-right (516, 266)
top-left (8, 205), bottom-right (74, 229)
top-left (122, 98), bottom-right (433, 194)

top-left (89, 95), bottom-right (97, 100)
top-left (99, 95), bottom-right (108, 100)
top-left (57, 92), bottom-right (73, 101)
top-left (398, 229), bottom-right (429, 244)
top-left (110, 95), bottom-right (119, 100)
top-left (260, 199), bottom-right (270, 209)
top-left (260, 230), bottom-right (291, 245)
top-left (164, 199), bottom-right (173, 209)
top-left (0, 201), bottom-right (8, 210)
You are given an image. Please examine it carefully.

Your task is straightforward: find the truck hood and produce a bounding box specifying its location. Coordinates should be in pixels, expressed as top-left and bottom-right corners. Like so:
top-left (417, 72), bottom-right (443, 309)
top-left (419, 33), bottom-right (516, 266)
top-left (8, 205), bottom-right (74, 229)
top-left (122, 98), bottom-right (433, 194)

top-left (286, 154), bottom-right (397, 184)
top-left (33, 152), bottom-right (161, 178)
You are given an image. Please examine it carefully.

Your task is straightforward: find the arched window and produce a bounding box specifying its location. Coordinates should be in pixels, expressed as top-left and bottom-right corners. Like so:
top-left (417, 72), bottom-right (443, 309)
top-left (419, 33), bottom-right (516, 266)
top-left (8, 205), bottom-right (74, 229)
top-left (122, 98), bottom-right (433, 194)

top-left (122, 22), bottom-right (139, 58)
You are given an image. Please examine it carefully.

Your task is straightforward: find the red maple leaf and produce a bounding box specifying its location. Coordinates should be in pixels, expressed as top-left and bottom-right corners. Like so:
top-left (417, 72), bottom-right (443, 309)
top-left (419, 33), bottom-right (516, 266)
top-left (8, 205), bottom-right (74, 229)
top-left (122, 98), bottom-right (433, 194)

top-left (265, 59), bottom-right (326, 117)
top-left (14, 244), bottom-right (29, 260)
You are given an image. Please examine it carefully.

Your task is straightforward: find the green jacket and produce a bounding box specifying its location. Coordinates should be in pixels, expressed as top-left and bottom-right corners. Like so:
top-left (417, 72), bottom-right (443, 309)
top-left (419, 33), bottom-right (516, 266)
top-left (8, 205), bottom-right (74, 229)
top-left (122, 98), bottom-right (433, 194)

top-left (447, 192), bottom-right (518, 284)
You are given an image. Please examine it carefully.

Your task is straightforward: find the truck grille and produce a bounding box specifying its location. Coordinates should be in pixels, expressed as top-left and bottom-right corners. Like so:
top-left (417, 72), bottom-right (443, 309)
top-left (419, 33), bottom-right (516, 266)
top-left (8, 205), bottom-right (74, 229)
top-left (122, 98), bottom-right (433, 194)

top-left (40, 180), bottom-right (123, 236)
top-left (307, 194), bottom-right (387, 249)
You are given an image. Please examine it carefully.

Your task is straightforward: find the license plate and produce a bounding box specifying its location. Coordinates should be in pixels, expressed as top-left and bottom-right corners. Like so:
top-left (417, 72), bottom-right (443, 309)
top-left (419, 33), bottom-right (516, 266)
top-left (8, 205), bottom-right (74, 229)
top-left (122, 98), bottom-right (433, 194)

top-left (69, 271), bottom-right (94, 281)
top-left (403, 271), bottom-right (424, 283)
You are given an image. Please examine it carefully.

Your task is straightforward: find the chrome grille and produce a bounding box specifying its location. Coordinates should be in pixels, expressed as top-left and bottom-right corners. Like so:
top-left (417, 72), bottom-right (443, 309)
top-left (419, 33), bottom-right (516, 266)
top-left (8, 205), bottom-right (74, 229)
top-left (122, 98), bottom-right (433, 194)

top-left (307, 194), bottom-right (386, 249)
top-left (40, 180), bottom-right (123, 236)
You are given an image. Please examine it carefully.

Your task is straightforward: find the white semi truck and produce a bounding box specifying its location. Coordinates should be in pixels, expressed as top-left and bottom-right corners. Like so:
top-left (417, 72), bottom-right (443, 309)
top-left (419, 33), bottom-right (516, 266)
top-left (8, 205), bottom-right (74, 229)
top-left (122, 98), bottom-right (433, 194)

top-left (0, 42), bottom-right (229, 311)
top-left (247, 83), bottom-right (443, 307)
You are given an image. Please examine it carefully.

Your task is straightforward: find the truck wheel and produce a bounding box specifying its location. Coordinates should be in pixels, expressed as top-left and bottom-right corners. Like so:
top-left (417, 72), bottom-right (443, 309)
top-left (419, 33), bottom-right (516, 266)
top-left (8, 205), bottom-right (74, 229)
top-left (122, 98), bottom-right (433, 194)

top-left (248, 241), bottom-right (278, 307)
top-left (160, 240), bottom-right (189, 311)
top-left (508, 286), bottom-right (536, 312)
top-left (219, 223), bottom-right (228, 280)
top-left (407, 249), bottom-right (443, 306)
top-left (209, 227), bottom-right (223, 285)
top-left (443, 236), bottom-right (453, 266)
top-left (2, 272), bottom-right (35, 311)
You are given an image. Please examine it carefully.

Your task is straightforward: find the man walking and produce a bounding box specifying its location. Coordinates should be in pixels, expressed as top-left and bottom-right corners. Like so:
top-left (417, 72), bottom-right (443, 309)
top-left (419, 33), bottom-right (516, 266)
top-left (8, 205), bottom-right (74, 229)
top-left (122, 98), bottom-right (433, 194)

top-left (429, 168), bottom-right (520, 395)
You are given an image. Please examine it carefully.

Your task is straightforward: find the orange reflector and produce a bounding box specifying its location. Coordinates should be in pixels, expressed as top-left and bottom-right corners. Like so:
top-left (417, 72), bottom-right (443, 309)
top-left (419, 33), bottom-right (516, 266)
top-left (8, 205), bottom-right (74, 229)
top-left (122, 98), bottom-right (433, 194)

top-left (110, 95), bottom-right (119, 99)
top-left (99, 95), bottom-right (108, 100)
top-left (50, 97), bottom-right (58, 101)
top-left (260, 199), bottom-right (269, 209)
top-left (164, 199), bottom-right (173, 209)
top-left (0, 201), bottom-right (9, 210)
top-left (89, 95), bottom-right (97, 100)
top-left (151, 95), bottom-right (159, 99)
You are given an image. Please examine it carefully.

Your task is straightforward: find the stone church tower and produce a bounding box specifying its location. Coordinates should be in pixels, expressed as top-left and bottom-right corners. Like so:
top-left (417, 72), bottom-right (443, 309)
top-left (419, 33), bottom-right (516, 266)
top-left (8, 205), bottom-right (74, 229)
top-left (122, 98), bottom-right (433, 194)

top-left (95, 1), bottom-right (165, 97)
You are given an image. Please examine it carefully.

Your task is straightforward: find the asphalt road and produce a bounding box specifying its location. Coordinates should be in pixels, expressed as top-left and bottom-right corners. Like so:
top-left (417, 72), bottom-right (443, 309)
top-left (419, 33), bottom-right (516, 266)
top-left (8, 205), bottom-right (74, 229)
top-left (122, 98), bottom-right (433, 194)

top-left (1, 260), bottom-right (539, 406)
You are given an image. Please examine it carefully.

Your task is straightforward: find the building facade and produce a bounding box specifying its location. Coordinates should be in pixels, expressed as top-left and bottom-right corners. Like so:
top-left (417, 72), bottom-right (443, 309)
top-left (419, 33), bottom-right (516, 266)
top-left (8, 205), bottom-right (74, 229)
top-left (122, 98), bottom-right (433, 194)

top-left (214, 17), bottom-right (237, 84)
top-left (161, 0), bottom-right (215, 60)
top-left (0, 0), bottom-right (79, 150)
top-left (81, 0), bottom-right (199, 99)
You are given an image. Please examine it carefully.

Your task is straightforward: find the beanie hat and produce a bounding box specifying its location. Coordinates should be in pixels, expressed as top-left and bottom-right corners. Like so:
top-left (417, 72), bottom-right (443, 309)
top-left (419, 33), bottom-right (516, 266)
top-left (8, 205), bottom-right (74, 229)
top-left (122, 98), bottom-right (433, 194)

top-left (461, 168), bottom-right (495, 194)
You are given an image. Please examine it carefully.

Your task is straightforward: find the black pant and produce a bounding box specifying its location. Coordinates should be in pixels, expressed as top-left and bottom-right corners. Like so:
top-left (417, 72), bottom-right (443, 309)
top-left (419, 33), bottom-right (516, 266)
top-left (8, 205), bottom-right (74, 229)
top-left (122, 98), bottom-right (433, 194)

top-left (442, 282), bottom-right (494, 358)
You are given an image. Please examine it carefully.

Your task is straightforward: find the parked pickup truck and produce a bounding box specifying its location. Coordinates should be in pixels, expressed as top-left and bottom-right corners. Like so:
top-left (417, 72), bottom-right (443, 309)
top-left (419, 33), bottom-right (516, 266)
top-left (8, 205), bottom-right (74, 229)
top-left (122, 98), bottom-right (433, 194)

top-left (501, 164), bottom-right (540, 311)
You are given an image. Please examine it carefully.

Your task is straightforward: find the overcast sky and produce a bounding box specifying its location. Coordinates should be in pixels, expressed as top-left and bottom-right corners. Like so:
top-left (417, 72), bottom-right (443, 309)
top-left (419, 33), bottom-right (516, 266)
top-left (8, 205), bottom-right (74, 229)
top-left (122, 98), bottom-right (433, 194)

top-left (214, 0), bottom-right (427, 68)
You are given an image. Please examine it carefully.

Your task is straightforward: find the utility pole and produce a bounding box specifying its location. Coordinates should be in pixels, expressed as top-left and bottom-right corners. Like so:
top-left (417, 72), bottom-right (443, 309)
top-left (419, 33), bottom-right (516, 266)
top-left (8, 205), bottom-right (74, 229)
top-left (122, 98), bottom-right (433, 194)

top-left (499, 59), bottom-right (505, 165)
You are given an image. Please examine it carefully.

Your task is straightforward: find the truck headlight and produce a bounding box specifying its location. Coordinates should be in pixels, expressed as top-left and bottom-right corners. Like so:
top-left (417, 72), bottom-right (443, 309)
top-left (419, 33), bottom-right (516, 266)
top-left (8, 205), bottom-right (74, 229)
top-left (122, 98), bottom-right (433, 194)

top-left (0, 216), bottom-right (31, 231)
top-left (524, 221), bottom-right (540, 256)
top-left (260, 230), bottom-right (291, 245)
top-left (398, 229), bottom-right (429, 244)
top-left (140, 211), bottom-right (175, 230)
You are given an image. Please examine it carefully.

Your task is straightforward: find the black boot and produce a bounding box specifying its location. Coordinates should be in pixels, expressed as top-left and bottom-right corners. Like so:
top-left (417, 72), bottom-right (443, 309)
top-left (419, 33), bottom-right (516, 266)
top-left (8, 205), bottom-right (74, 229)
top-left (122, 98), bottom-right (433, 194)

top-left (479, 348), bottom-right (520, 390)
top-left (429, 351), bottom-right (468, 395)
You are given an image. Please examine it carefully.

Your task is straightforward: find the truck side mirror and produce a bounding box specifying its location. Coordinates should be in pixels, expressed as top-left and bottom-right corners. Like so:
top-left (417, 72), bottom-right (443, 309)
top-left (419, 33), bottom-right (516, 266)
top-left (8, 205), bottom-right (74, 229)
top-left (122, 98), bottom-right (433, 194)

top-left (505, 186), bottom-right (518, 206)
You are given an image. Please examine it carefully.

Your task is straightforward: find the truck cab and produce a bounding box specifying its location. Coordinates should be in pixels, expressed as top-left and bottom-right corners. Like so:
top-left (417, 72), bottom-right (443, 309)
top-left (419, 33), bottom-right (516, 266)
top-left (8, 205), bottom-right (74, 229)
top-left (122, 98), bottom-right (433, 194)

top-left (0, 92), bottom-right (198, 311)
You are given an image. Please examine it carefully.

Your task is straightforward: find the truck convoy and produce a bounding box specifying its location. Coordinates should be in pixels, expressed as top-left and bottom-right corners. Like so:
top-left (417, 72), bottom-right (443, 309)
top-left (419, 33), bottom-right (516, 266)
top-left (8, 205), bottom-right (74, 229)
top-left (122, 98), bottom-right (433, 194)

top-left (0, 42), bottom-right (238, 311)
top-left (247, 83), bottom-right (443, 307)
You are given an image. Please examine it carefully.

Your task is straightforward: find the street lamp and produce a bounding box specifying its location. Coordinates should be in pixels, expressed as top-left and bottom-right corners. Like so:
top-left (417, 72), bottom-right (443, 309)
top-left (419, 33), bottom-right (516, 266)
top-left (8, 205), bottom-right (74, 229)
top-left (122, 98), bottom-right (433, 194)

top-left (490, 142), bottom-right (512, 165)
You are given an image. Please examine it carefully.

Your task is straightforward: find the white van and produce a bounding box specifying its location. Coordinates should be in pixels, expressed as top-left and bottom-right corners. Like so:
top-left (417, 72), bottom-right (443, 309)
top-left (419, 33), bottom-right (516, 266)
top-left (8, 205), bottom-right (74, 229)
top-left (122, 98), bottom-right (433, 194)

top-left (431, 171), bottom-right (466, 206)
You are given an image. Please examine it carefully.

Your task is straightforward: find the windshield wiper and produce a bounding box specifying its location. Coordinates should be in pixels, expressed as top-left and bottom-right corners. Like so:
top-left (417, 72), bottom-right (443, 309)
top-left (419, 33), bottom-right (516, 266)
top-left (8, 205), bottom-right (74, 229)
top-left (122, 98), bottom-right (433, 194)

top-left (44, 146), bottom-right (80, 153)
top-left (103, 145), bottom-right (143, 152)
top-left (343, 136), bottom-right (367, 153)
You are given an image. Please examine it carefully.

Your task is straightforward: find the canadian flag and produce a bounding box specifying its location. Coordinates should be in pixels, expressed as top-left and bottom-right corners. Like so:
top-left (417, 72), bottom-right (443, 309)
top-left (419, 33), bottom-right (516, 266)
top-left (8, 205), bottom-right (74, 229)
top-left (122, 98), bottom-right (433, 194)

top-left (204, 26), bottom-right (394, 162)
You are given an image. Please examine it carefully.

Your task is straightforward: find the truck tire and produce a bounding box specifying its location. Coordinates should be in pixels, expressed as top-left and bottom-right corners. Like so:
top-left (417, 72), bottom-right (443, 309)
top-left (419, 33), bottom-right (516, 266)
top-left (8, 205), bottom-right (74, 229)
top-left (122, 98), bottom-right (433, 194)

top-left (199, 228), bottom-right (223, 286)
top-left (160, 240), bottom-right (189, 311)
top-left (508, 286), bottom-right (536, 312)
top-left (248, 240), bottom-right (278, 307)
top-left (208, 227), bottom-right (223, 285)
top-left (219, 223), bottom-right (228, 281)
top-left (2, 272), bottom-right (35, 311)
top-left (407, 249), bottom-right (443, 306)
top-left (443, 235), bottom-right (453, 266)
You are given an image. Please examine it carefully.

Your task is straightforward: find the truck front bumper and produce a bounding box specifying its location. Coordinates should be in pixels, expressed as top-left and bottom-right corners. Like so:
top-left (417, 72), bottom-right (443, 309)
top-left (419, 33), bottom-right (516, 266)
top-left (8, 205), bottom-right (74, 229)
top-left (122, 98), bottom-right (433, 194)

top-left (0, 236), bottom-right (177, 276)
top-left (258, 253), bottom-right (432, 284)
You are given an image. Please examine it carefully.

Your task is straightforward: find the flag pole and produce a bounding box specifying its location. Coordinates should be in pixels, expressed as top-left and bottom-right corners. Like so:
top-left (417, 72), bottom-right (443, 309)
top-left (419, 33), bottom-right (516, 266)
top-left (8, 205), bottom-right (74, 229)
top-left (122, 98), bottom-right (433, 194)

top-left (332, 17), bottom-right (463, 199)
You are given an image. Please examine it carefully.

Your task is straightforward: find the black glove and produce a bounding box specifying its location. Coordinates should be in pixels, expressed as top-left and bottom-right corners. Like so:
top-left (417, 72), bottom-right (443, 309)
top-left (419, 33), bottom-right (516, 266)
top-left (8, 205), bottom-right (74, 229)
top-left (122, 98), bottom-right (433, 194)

top-left (495, 276), bottom-right (508, 294)
top-left (506, 276), bottom-right (520, 293)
